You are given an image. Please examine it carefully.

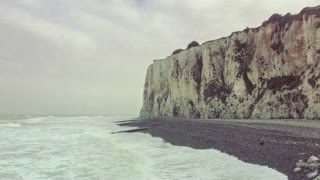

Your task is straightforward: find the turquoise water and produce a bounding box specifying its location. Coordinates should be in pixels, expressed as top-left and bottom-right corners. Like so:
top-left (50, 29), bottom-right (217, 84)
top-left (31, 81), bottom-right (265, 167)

top-left (0, 116), bottom-right (287, 180)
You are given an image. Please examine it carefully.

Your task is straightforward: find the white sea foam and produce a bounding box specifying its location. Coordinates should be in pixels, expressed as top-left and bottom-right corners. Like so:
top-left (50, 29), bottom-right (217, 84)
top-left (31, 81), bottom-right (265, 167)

top-left (0, 122), bottom-right (21, 128)
top-left (0, 116), bottom-right (287, 180)
top-left (23, 117), bottom-right (46, 124)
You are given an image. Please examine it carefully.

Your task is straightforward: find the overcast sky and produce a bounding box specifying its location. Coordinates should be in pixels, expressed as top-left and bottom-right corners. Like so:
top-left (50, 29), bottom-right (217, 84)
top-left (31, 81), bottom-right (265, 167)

top-left (0, 0), bottom-right (318, 115)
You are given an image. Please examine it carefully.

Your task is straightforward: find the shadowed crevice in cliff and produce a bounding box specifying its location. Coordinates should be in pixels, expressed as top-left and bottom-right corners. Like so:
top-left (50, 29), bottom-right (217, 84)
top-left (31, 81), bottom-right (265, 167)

top-left (308, 74), bottom-right (320, 89)
top-left (270, 40), bottom-right (285, 54)
top-left (192, 54), bottom-right (203, 97)
top-left (266, 75), bottom-right (302, 94)
top-left (148, 91), bottom-right (155, 110)
top-left (248, 88), bottom-right (267, 118)
top-left (281, 92), bottom-right (309, 119)
top-left (243, 72), bottom-right (255, 95)
top-left (172, 104), bottom-right (181, 117)
top-left (203, 80), bottom-right (232, 104)
top-left (234, 39), bottom-right (256, 95)
top-left (172, 59), bottom-right (182, 79)
top-left (188, 100), bottom-right (201, 119)
top-left (308, 78), bottom-right (317, 88)
top-left (246, 76), bottom-right (268, 118)
top-left (157, 83), bottom-right (170, 111)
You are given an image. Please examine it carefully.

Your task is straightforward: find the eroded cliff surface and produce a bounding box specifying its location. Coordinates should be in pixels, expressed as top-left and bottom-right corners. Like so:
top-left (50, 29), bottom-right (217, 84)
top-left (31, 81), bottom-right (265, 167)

top-left (140, 6), bottom-right (320, 119)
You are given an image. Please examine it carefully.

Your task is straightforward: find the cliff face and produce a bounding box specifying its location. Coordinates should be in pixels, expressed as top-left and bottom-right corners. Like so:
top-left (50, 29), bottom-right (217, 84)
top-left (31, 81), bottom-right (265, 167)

top-left (140, 6), bottom-right (320, 119)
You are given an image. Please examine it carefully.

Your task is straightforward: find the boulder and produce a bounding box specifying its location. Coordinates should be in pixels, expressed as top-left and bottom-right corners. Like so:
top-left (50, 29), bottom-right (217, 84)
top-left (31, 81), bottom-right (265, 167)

top-left (306, 170), bottom-right (318, 179)
top-left (296, 161), bottom-right (310, 168)
top-left (310, 163), bottom-right (320, 171)
top-left (293, 167), bottom-right (301, 172)
top-left (308, 156), bottom-right (320, 164)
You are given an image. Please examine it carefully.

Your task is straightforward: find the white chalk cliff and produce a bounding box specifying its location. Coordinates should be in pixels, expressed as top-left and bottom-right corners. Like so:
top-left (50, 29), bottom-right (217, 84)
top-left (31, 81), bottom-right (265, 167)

top-left (140, 6), bottom-right (320, 119)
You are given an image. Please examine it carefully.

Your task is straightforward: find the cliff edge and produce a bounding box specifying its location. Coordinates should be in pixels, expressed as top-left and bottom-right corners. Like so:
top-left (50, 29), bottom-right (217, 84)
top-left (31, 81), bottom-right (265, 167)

top-left (140, 6), bottom-right (320, 119)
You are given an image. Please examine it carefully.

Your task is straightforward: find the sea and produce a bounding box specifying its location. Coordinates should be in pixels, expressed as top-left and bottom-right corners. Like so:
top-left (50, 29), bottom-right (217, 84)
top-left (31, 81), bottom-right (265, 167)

top-left (0, 115), bottom-right (287, 180)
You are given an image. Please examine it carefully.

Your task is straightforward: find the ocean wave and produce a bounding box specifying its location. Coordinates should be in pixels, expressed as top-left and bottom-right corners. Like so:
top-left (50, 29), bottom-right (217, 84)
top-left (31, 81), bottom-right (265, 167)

top-left (0, 122), bottom-right (21, 128)
top-left (23, 117), bottom-right (46, 124)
